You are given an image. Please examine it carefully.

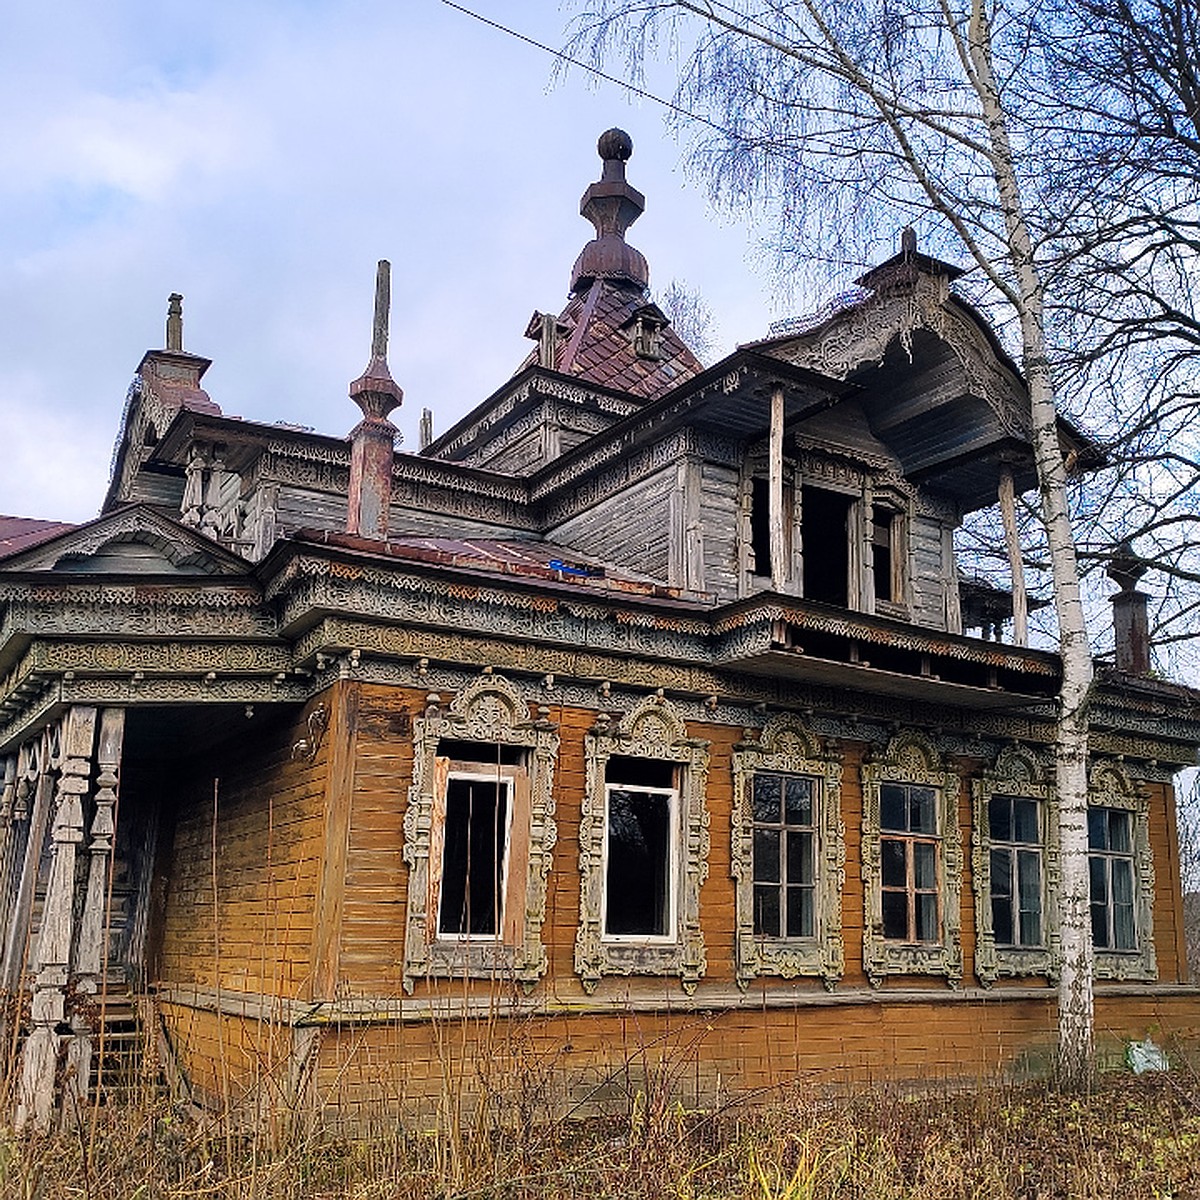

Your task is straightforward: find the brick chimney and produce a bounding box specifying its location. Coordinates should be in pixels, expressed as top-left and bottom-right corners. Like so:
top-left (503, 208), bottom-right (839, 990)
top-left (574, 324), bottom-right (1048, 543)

top-left (1107, 540), bottom-right (1150, 674)
top-left (347, 261), bottom-right (403, 540)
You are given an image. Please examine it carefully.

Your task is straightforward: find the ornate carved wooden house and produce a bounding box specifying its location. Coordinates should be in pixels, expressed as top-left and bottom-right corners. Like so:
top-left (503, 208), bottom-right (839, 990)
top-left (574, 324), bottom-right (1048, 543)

top-left (2, 129), bottom-right (1198, 1128)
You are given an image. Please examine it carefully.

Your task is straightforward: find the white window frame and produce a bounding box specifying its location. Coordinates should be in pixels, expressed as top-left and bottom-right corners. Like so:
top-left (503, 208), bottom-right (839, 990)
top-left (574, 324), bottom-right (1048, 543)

top-left (601, 781), bottom-right (679, 944)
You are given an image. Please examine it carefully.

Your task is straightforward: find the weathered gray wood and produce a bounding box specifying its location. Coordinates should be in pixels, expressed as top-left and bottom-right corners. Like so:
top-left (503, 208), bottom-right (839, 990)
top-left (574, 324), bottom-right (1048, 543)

top-left (769, 387), bottom-right (787, 592)
top-left (998, 466), bottom-right (1028, 646)
top-left (699, 462), bottom-right (740, 601)
top-left (1, 748), bottom-right (54, 992)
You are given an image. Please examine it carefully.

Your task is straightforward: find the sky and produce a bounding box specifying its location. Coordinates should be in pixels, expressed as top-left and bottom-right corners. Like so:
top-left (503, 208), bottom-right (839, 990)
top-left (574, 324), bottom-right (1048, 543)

top-left (0, 0), bottom-right (802, 524)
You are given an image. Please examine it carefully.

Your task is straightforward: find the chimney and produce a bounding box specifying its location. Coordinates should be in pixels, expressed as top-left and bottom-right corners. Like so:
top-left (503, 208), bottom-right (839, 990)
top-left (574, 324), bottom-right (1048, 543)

top-left (1107, 540), bottom-right (1150, 674)
top-left (347, 261), bottom-right (403, 540)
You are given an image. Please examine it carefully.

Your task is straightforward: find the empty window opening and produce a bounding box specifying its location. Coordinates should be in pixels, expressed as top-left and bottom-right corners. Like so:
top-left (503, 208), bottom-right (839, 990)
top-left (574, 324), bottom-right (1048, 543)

top-left (1089, 806), bottom-right (1136, 950)
top-left (437, 771), bottom-right (512, 938)
top-left (872, 508), bottom-right (898, 603)
top-left (752, 772), bottom-right (817, 939)
top-left (604, 757), bottom-right (677, 938)
top-left (750, 477), bottom-right (773, 578)
top-left (880, 782), bottom-right (940, 943)
top-left (988, 795), bottom-right (1043, 947)
top-left (802, 487), bottom-right (853, 606)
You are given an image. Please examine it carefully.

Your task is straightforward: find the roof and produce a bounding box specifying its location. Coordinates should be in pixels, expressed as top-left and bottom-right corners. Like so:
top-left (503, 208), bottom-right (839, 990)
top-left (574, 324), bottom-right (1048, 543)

top-left (0, 516), bottom-right (77, 561)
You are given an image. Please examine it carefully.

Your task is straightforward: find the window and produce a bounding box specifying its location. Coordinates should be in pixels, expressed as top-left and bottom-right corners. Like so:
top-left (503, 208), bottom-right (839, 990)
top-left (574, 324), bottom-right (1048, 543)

top-left (1087, 761), bottom-right (1157, 981)
top-left (880, 783), bottom-right (940, 943)
top-left (731, 716), bottom-right (844, 987)
top-left (402, 674), bottom-right (559, 992)
top-left (861, 732), bottom-right (962, 987)
top-left (576, 696), bottom-right (710, 993)
top-left (801, 486), bottom-right (853, 606)
top-left (971, 746), bottom-right (1055, 985)
top-left (871, 503), bottom-right (906, 608)
top-left (750, 477), bottom-right (773, 579)
top-left (1089, 806), bottom-right (1136, 951)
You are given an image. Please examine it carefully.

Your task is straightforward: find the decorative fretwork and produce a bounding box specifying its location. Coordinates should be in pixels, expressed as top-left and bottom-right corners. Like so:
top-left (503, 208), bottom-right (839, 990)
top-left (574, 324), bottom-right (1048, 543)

top-left (575, 694), bottom-right (710, 993)
top-left (861, 731), bottom-right (963, 987)
top-left (971, 744), bottom-right (1059, 986)
top-left (402, 672), bottom-right (558, 993)
top-left (730, 715), bottom-right (844, 989)
top-left (1088, 759), bottom-right (1157, 982)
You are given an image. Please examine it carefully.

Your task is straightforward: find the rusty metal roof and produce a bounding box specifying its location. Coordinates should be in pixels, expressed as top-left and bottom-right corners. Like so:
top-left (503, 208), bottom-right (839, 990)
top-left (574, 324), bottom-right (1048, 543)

top-left (0, 516), bottom-right (77, 561)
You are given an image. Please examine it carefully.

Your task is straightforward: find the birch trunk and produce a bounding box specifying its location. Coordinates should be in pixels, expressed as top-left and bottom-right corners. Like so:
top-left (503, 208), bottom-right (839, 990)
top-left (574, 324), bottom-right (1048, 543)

top-left (967, 1), bottom-right (1096, 1088)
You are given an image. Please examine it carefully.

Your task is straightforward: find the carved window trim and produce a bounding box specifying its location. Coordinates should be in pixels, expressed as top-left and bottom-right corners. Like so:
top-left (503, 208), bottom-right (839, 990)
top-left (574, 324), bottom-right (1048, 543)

top-left (1088, 760), bottom-right (1156, 982)
top-left (861, 731), bottom-right (962, 987)
top-left (402, 673), bottom-right (558, 993)
top-left (972, 745), bottom-right (1059, 986)
top-left (575, 695), bottom-right (710, 994)
top-left (731, 715), bottom-right (845, 989)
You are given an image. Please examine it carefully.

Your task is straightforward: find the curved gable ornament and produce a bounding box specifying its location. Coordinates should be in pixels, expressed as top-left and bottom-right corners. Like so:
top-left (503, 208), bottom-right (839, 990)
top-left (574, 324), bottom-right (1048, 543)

top-left (575, 694), bottom-right (711, 994)
top-left (861, 730), bottom-right (963, 988)
top-left (730, 715), bottom-right (845, 989)
top-left (401, 672), bottom-right (559, 993)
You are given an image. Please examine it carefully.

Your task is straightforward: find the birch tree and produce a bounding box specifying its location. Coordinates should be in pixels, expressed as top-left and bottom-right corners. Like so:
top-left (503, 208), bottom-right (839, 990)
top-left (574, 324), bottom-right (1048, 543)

top-left (572, 0), bottom-right (1101, 1084)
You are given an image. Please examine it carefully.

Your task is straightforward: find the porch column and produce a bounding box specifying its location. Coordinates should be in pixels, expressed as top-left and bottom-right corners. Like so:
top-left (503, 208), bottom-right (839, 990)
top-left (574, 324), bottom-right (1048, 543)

top-left (65, 708), bottom-right (126, 1106)
top-left (997, 465), bottom-right (1028, 647)
top-left (17, 706), bottom-right (97, 1132)
top-left (769, 384), bottom-right (788, 592)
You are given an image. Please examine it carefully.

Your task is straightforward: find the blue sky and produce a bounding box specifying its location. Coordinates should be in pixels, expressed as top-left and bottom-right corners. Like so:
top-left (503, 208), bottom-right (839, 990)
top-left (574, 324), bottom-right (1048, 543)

top-left (0, 0), bottom-right (802, 523)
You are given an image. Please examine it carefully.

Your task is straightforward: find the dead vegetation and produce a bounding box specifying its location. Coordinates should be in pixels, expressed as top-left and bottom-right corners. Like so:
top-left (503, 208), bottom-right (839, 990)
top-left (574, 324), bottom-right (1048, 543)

top-left (1, 1068), bottom-right (1197, 1200)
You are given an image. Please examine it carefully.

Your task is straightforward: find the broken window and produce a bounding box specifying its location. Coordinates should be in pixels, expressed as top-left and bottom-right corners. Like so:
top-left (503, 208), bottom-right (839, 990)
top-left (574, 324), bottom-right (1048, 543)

top-left (988, 795), bottom-right (1043, 948)
top-left (751, 772), bottom-right (816, 939)
top-left (880, 782), bottom-right (941, 943)
top-left (1088, 806), bottom-right (1136, 951)
top-left (750, 477), bottom-right (773, 578)
top-left (604, 757), bottom-right (677, 939)
top-left (801, 486), bottom-right (853, 606)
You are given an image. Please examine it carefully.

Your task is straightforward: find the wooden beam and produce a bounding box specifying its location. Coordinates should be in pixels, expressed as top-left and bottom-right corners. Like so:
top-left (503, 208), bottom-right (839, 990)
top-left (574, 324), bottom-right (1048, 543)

top-left (998, 466), bottom-right (1028, 647)
top-left (769, 385), bottom-right (787, 592)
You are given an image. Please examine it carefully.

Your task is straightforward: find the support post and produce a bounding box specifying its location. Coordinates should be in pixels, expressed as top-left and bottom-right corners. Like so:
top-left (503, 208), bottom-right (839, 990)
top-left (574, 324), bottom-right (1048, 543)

top-left (997, 465), bottom-right (1028, 647)
top-left (769, 384), bottom-right (787, 593)
top-left (16, 706), bottom-right (97, 1132)
top-left (65, 708), bottom-right (126, 1107)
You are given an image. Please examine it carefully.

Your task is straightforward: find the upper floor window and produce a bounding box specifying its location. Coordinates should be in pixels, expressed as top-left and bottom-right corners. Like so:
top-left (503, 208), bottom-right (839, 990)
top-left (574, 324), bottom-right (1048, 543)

top-left (801, 485), bottom-right (854, 607)
top-left (576, 696), bottom-right (710, 994)
top-left (731, 716), bottom-right (845, 988)
top-left (862, 732), bottom-right (962, 987)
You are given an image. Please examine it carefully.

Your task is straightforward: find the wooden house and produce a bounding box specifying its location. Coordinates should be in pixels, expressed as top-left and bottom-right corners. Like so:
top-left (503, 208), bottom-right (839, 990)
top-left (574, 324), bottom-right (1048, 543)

top-left (1, 129), bottom-right (1198, 1129)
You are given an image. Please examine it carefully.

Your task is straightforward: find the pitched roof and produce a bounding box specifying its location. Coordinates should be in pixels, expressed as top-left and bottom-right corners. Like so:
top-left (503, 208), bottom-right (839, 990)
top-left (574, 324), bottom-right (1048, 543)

top-left (0, 516), bottom-right (77, 561)
top-left (519, 279), bottom-right (705, 401)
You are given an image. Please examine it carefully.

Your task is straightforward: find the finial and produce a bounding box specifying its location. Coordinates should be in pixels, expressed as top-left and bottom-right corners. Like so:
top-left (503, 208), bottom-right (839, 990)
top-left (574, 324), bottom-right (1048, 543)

top-left (570, 128), bottom-right (649, 294)
top-left (901, 226), bottom-right (917, 256)
top-left (419, 407), bottom-right (433, 451)
top-left (166, 293), bottom-right (184, 352)
top-left (371, 260), bottom-right (390, 362)
top-left (1107, 538), bottom-right (1147, 593)
top-left (349, 259), bottom-right (403, 422)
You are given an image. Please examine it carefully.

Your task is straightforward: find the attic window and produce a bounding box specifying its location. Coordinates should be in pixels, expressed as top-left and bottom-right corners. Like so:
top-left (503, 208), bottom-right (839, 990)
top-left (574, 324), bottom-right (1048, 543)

top-left (625, 304), bottom-right (669, 361)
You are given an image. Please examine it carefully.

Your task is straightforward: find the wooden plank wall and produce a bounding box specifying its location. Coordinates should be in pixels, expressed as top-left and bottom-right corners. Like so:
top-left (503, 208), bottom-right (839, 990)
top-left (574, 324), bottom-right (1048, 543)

top-left (910, 512), bottom-right (949, 629)
top-left (154, 700), bottom-right (330, 999)
top-left (697, 461), bottom-right (741, 601)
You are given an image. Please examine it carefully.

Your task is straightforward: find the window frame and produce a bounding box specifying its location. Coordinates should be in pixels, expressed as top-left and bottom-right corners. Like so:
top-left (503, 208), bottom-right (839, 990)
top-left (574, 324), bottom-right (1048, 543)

top-left (971, 745), bottom-right (1058, 986)
top-left (402, 673), bottom-right (559, 993)
top-left (861, 732), bottom-right (962, 987)
top-left (575, 695), bottom-right (710, 994)
top-left (1087, 760), bottom-right (1156, 982)
top-left (601, 780), bottom-right (679, 943)
top-left (730, 715), bottom-right (844, 988)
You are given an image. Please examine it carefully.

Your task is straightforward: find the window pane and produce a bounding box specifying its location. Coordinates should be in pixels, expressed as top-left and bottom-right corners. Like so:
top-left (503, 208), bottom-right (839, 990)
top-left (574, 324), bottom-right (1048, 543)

top-left (1109, 809), bottom-right (1132, 854)
top-left (786, 886), bottom-right (814, 938)
top-left (1089, 855), bottom-right (1108, 905)
top-left (1017, 850), bottom-right (1042, 945)
top-left (605, 788), bottom-right (672, 936)
top-left (754, 829), bottom-right (781, 884)
top-left (910, 787), bottom-right (937, 835)
top-left (913, 841), bottom-right (937, 890)
top-left (1112, 858), bottom-right (1134, 906)
top-left (988, 795), bottom-right (1012, 843)
top-left (916, 893), bottom-right (938, 942)
top-left (1114, 901), bottom-right (1136, 950)
top-left (784, 777), bottom-right (813, 825)
top-left (439, 777), bottom-right (508, 937)
top-left (882, 890), bottom-right (908, 940)
top-left (1088, 807), bottom-right (1107, 850)
top-left (754, 884), bottom-right (780, 937)
top-left (990, 848), bottom-right (1012, 898)
top-left (992, 895), bottom-right (1014, 946)
top-left (881, 784), bottom-right (907, 831)
top-left (1091, 902), bottom-right (1110, 948)
top-left (881, 838), bottom-right (907, 888)
top-left (1018, 906), bottom-right (1042, 947)
top-left (1013, 799), bottom-right (1039, 844)
top-left (787, 830), bottom-right (814, 886)
top-left (753, 774), bottom-right (782, 824)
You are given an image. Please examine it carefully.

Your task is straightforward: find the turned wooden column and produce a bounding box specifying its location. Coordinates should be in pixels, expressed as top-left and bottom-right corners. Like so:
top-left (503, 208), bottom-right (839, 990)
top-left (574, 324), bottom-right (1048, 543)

top-left (17, 706), bottom-right (97, 1132)
top-left (769, 384), bottom-right (788, 593)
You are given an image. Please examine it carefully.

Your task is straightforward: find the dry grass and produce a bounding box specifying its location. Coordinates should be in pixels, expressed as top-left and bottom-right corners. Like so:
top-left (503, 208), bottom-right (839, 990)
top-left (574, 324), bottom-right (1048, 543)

top-left (1, 1070), bottom-right (1198, 1200)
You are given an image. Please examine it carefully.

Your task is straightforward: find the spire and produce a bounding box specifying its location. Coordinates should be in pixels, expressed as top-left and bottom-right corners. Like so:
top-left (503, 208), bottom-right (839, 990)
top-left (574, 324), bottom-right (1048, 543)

top-left (346, 260), bottom-right (403, 541)
top-left (569, 129), bottom-right (650, 295)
